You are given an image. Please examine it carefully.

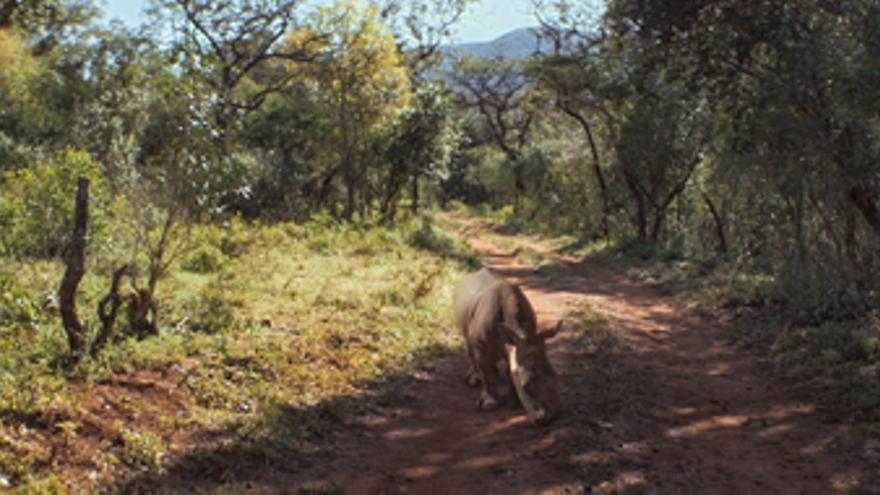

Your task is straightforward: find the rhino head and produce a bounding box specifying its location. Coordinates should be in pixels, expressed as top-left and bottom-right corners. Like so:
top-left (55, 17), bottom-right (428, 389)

top-left (502, 320), bottom-right (562, 426)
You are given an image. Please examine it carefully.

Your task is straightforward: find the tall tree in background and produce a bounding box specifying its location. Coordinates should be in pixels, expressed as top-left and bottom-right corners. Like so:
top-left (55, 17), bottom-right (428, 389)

top-left (375, 0), bottom-right (473, 78)
top-left (287, 0), bottom-right (412, 219)
top-left (532, 41), bottom-right (615, 239)
top-left (149, 0), bottom-right (326, 141)
top-left (451, 56), bottom-right (541, 199)
top-left (380, 84), bottom-right (459, 219)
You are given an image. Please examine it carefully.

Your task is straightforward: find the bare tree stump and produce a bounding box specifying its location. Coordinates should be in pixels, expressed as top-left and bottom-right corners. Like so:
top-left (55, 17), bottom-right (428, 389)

top-left (127, 287), bottom-right (159, 338)
top-left (59, 178), bottom-right (90, 365)
top-left (91, 264), bottom-right (130, 358)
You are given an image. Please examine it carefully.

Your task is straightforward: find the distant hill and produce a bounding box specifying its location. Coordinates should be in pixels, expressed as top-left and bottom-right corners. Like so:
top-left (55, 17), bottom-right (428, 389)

top-left (441, 27), bottom-right (550, 60)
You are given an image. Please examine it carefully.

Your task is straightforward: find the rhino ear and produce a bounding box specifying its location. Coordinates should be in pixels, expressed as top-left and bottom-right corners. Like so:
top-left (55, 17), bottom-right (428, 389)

top-left (499, 322), bottom-right (527, 344)
top-left (541, 320), bottom-right (563, 341)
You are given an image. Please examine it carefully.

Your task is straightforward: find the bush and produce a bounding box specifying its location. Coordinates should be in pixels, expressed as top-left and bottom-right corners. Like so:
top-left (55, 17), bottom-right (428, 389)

top-left (406, 216), bottom-right (480, 268)
top-left (771, 316), bottom-right (880, 417)
top-left (181, 243), bottom-right (228, 273)
top-left (0, 149), bottom-right (110, 257)
top-left (0, 273), bottom-right (52, 329)
top-left (184, 283), bottom-right (243, 335)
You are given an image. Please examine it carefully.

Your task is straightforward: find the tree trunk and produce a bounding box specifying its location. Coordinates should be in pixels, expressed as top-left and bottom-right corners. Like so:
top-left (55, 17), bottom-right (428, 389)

top-left (650, 209), bottom-right (665, 241)
top-left (560, 104), bottom-right (610, 240)
top-left (92, 265), bottom-right (130, 358)
top-left (314, 165), bottom-right (340, 212)
top-left (624, 172), bottom-right (648, 239)
top-left (59, 178), bottom-right (90, 364)
top-left (345, 166), bottom-right (356, 220)
top-left (411, 171), bottom-right (420, 215)
top-left (701, 191), bottom-right (728, 254)
top-left (849, 186), bottom-right (880, 238)
top-left (649, 155), bottom-right (700, 242)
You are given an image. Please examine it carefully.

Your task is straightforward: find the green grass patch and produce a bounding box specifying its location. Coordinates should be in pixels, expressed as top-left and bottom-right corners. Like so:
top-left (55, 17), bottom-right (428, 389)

top-left (566, 300), bottom-right (625, 351)
top-left (0, 213), bottom-right (476, 492)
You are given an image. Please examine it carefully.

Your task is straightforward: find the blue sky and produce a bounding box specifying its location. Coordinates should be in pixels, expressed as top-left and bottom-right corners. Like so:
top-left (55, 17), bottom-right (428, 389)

top-left (102, 0), bottom-right (537, 43)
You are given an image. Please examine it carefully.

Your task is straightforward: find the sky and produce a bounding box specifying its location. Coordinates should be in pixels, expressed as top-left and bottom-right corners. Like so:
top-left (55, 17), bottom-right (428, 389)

top-left (101, 0), bottom-right (537, 43)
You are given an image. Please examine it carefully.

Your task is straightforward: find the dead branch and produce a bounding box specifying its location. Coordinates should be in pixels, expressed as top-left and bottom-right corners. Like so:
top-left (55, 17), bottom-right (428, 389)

top-left (91, 264), bottom-right (131, 358)
top-left (59, 178), bottom-right (90, 365)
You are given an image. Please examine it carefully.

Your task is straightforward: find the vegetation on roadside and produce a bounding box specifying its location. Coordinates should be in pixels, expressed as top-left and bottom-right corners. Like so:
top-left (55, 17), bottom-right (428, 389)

top-left (566, 300), bottom-right (624, 352)
top-left (0, 215), bottom-right (478, 492)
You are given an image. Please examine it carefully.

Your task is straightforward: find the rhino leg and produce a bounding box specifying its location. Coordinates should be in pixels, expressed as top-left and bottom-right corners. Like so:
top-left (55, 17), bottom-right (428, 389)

top-left (475, 359), bottom-right (502, 411)
top-left (465, 364), bottom-right (480, 387)
top-left (500, 362), bottom-right (521, 408)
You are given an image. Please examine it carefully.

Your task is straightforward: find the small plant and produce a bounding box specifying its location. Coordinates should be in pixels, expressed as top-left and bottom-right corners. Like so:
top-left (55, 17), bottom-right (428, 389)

top-left (181, 243), bottom-right (228, 273)
top-left (567, 300), bottom-right (623, 350)
top-left (407, 217), bottom-right (452, 252)
top-left (185, 284), bottom-right (242, 335)
top-left (119, 427), bottom-right (168, 475)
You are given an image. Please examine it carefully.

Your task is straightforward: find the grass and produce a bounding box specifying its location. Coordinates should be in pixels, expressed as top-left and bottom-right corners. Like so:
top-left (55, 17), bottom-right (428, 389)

top-left (0, 213), bottom-right (479, 493)
top-left (434, 208), bottom-right (572, 279)
top-left (566, 300), bottom-right (625, 352)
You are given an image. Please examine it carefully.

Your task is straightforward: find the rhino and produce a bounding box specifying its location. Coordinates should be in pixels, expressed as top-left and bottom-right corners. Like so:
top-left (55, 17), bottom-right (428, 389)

top-left (454, 268), bottom-right (561, 425)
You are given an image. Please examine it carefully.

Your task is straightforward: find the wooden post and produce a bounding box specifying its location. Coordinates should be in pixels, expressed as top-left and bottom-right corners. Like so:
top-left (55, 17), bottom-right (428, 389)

top-left (59, 178), bottom-right (90, 364)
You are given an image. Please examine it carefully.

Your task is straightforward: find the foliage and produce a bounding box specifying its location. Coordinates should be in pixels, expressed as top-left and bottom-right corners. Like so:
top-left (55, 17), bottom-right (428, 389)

top-left (449, 55), bottom-right (542, 199)
top-left (0, 215), bottom-right (475, 491)
top-left (380, 83), bottom-right (461, 218)
top-left (376, 0), bottom-right (474, 77)
top-left (745, 315), bottom-right (880, 420)
top-left (148, 0), bottom-right (321, 137)
top-left (286, 0), bottom-right (413, 219)
top-left (0, 27), bottom-right (40, 88)
top-left (0, 149), bottom-right (111, 257)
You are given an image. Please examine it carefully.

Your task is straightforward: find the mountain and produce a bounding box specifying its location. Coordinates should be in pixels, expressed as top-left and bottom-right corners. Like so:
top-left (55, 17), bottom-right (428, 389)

top-left (442, 27), bottom-right (550, 60)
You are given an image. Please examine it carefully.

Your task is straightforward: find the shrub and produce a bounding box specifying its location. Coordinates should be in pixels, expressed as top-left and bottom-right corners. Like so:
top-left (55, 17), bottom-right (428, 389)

top-left (184, 283), bottom-right (243, 335)
top-left (0, 149), bottom-right (110, 258)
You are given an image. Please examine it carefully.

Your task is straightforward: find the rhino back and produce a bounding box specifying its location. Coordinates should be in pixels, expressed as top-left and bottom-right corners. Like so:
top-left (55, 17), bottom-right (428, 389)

top-left (454, 269), bottom-right (504, 338)
top-left (504, 284), bottom-right (538, 340)
top-left (454, 269), bottom-right (539, 343)
top-left (455, 269), bottom-right (495, 322)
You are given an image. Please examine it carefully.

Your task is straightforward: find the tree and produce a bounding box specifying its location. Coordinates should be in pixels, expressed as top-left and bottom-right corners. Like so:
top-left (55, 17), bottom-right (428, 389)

top-left (1, 0), bottom-right (96, 55)
top-left (375, 0), bottom-right (473, 78)
top-left (615, 91), bottom-right (707, 240)
top-left (286, 0), bottom-right (412, 219)
top-left (380, 83), bottom-right (459, 219)
top-left (237, 85), bottom-right (335, 219)
top-left (451, 56), bottom-right (542, 198)
top-left (149, 0), bottom-right (325, 140)
top-left (532, 43), bottom-right (615, 239)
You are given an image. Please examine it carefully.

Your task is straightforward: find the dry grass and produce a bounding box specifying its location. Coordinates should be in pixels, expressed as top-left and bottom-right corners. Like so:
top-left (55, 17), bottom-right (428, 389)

top-left (0, 214), bottom-right (479, 492)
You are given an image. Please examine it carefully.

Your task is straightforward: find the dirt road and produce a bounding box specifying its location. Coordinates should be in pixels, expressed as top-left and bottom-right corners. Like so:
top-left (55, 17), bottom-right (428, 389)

top-left (255, 216), bottom-right (868, 494)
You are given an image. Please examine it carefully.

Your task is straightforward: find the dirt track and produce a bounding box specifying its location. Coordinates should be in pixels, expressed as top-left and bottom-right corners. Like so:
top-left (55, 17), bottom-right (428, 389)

top-left (253, 215), bottom-right (868, 494)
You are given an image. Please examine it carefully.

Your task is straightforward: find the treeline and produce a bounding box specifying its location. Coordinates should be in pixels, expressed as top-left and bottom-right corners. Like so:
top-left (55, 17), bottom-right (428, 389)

top-left (2, 0), bottom-right (880, 336)
top-left (449, 0), bottom-right (880, 324)
top-left (0, 0), bottom-right (467, 249)
top-left (0, 0), bottom-right (474, 363)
